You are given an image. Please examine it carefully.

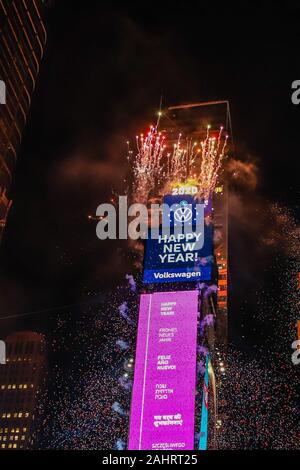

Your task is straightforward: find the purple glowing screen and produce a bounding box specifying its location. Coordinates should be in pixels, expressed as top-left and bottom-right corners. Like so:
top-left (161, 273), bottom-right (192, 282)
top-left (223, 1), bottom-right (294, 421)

top-left (128, 290), bottom-right (198, 450)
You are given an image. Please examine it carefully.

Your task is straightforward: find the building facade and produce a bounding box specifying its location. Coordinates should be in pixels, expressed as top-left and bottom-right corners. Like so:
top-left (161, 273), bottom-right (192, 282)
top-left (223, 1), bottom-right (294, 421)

top-left (0, 0), bottom-right (47, 241)
top-left (0, 331), bottom-right (46, 449)
top-left (162, 102), bottom-right (230, 448)
top-left (128, 101), bottom-right (231, 449)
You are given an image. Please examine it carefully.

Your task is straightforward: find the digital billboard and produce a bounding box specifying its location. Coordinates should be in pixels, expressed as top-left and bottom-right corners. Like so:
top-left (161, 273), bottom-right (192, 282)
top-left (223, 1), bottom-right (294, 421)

top-left (128, 290), bottom-right (198, 450)
top-left (143, 193), bottom-right (213, 284)
top-left (143, 223), bottom-right (213, 284)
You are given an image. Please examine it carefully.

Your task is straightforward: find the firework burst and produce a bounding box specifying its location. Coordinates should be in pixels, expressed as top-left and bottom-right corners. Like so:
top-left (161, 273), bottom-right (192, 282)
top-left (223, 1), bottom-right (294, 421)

top-left (130, 126), bottom-right (166, 203)
top-left (197, 126), bottom-right (228, 202)
top-left (131, 125), bottom-right (228, 203)
top-left (166, 134), bottom-right (199, 182)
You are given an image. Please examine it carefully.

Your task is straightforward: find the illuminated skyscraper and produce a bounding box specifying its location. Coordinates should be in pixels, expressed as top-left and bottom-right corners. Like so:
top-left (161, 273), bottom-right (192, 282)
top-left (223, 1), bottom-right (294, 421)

top-left (128, 101), bottom-right (232, 450)
top-left (161, 101), bottom-right (230, 348)
top-left (0, 0), bottom-right (47, 241)
top-left (0, 331), bottom-right (46, 450)
top-left (157, 101), bottom-right (231, 448)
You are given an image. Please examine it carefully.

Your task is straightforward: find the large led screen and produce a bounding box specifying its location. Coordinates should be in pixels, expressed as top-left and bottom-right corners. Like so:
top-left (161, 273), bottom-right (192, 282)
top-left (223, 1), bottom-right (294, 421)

top-left (128, 290), bottom-right (198, 450)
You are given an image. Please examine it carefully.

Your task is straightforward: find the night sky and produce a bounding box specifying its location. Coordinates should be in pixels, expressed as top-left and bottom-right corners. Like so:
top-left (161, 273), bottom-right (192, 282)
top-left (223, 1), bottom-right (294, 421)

top-left (0, 2), bottom-right (299, 450)
top-left (1, 3), bottom-right (299, 329)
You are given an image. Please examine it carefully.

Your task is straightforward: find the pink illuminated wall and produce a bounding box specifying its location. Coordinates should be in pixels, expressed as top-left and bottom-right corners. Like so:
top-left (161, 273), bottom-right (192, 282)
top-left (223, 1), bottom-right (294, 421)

top-left (128, 290), bottom-right (198, 450)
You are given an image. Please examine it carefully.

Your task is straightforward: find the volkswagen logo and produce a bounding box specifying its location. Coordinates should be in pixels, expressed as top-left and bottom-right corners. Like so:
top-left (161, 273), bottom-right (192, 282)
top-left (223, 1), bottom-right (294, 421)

top-left (173, 205), bottom-right (193, 223)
